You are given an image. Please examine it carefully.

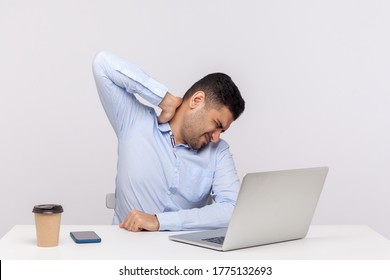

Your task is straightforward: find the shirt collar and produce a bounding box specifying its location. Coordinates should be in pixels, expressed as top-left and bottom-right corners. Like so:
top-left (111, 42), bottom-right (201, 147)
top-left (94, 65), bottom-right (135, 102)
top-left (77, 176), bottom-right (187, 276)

top-left (157, 122), bottom-right (172, 133)
top-left (157, 122), bottom-right (194, 151)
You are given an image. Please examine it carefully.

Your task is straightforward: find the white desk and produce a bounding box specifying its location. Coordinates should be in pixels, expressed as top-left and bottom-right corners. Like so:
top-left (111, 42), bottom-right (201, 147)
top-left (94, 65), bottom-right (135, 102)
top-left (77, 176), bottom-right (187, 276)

top-left (1, 225), bottom-right (390, 260)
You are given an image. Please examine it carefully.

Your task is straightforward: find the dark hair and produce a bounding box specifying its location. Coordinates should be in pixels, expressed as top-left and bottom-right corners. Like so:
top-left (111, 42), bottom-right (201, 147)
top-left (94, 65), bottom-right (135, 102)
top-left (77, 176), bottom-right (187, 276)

top-left (182, 73), bottom-right (245, 120)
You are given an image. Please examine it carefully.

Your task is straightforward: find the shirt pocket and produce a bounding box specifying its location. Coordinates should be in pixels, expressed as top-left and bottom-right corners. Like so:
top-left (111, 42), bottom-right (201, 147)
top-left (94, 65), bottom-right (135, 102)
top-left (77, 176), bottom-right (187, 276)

top-left (181, 167), bottom-right (213, 204)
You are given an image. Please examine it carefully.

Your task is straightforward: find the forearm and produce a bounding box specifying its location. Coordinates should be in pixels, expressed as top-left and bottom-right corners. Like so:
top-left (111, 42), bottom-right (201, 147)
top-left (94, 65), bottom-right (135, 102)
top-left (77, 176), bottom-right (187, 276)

top-left (92, 51), bottom-right (168, 107)
top-left (92, 51), bottom-right (169, 135)
top-left (156, 202), bottom-right (235, 231)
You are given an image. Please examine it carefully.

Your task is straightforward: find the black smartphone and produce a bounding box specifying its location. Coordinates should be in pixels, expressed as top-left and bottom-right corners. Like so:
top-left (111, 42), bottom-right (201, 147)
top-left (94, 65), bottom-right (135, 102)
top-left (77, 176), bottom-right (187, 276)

top-left (70, 231), bottom-right (102, 244)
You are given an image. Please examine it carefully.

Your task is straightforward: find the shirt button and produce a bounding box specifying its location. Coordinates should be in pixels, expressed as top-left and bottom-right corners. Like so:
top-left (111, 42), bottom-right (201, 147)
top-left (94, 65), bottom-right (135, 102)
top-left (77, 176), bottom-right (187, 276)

top-left (170, 187), bottom-right (177, 194)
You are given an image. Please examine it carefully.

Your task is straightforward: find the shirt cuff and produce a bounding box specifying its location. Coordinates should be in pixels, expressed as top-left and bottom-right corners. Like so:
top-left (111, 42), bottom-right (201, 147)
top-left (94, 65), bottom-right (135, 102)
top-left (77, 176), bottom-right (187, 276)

top-left (116, 65), bottom-right (168, 106)
top-left (146, 77), bottom-right (168, 99)
top-left (156, 211), bottom-right (182, 231)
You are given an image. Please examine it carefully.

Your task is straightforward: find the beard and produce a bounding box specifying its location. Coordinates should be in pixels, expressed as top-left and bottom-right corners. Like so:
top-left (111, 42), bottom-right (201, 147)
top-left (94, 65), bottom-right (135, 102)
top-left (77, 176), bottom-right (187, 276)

top-left (187, 134), bottom-right (209, 151)
top-left (181, 107), bottom-right (210, 151)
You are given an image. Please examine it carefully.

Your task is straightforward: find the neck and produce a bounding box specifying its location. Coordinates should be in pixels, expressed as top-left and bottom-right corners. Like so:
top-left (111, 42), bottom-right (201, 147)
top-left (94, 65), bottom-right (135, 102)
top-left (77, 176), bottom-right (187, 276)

top-left (169, 109), bottom-right (185, 145)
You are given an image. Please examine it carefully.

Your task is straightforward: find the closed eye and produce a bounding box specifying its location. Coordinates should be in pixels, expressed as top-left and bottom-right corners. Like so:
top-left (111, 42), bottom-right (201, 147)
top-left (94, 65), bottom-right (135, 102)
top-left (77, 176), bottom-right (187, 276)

top-left (215, 121), bottom-right (225, 132)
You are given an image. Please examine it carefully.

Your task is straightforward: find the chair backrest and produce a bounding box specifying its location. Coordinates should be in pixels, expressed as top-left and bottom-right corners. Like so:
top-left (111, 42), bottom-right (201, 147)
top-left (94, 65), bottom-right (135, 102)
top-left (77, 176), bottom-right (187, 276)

top-left (106, 193), bottom-right (116, 209)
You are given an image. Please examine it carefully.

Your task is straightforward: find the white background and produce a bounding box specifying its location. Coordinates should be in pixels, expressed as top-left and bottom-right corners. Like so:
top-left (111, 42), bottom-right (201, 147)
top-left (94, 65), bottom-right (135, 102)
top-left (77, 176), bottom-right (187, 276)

top-left (0, 0), bottom-right (389, 239)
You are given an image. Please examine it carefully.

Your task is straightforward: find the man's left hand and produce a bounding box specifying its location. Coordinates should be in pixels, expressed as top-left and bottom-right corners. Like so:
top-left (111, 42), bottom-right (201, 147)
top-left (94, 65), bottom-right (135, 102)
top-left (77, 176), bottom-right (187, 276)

top-left (119, 209), bottom-right (160, 232)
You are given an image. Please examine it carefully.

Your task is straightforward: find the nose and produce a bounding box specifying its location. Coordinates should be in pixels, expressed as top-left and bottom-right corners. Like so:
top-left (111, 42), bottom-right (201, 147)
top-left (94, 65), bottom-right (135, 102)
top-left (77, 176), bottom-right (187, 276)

top-left (210, 129), bottom-right (222, 143)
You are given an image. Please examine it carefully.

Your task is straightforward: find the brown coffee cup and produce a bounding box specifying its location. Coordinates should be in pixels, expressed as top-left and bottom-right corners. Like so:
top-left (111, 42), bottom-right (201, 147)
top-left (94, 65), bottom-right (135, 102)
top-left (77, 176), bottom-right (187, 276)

top-left (32, 204), bottom-right (64, 247)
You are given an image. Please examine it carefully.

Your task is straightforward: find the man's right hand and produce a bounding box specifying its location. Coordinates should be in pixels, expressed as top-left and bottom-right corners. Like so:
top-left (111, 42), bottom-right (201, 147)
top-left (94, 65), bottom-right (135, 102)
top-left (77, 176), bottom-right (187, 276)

top-left (158, 92), bottom-right (182, 123)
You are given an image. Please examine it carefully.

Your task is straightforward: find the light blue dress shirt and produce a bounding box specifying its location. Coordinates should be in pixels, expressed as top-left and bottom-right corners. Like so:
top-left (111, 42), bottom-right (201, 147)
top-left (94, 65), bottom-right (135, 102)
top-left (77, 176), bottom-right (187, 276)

top-left (92, 51), bottom-right (240, 230)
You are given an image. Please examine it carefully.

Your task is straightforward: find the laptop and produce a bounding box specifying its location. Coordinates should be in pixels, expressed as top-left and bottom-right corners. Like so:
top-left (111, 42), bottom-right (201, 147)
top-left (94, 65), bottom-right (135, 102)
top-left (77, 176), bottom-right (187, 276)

top-left (169, 166), bottom-right (329, 251)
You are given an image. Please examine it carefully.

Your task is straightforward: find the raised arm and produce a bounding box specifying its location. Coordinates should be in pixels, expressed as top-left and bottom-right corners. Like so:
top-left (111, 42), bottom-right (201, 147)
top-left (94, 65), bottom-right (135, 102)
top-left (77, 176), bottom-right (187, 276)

top-left (92, 51), bottom-right (180, 136)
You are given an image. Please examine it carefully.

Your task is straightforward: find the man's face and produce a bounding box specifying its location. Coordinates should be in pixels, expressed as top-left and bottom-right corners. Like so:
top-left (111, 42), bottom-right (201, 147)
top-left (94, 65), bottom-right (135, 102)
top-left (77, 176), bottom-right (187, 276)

top-left (181, 103), bottom-right (234, 150)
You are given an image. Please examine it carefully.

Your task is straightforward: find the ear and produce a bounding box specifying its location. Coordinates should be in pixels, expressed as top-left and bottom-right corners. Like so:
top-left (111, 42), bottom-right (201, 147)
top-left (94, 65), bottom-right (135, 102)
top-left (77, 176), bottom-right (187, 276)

top-left (189, 91), bottom-right (205, 109)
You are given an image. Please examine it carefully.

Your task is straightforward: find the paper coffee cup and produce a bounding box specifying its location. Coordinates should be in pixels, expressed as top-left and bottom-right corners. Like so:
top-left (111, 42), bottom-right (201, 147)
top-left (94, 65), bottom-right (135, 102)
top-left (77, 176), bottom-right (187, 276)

top-left (32, 204), bottom-right (64, 247)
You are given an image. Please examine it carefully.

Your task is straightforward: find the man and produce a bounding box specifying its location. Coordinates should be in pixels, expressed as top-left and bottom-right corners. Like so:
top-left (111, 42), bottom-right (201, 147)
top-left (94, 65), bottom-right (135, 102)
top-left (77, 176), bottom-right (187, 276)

top-left (92, 51), bottom-right (245, 232)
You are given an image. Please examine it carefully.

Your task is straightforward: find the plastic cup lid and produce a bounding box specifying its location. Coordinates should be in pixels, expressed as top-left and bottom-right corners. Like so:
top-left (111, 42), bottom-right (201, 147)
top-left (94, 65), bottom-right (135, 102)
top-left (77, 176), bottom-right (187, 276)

top-left (32, 204), bottom-right (64, 214)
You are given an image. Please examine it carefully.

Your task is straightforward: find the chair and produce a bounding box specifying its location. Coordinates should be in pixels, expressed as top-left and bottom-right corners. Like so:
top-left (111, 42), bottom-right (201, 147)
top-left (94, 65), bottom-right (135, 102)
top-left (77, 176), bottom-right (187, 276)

top-left (106, 193), bottom-right (116, 209)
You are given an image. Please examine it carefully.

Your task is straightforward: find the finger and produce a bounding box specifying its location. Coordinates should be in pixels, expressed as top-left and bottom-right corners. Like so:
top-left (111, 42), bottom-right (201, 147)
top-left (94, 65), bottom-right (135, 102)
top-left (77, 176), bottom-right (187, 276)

top-left (158, 110), bottom-right (174, 124)
top-left (121, 214), bottom-right (134, 231)
top-left (130, 214), bottom-right (144, 232)
top-left (126, 213), bottom-right (141, 231)
top-left (119, 210), bottom-right (147, 232)
top-left (121, 221), bottom-right (130, 231)
top-left (132, 224), bottom-right (143, 232)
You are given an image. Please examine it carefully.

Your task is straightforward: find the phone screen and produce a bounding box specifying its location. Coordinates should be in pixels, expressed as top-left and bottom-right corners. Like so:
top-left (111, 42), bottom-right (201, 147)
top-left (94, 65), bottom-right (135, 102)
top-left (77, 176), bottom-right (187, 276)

top-left (70, 231), bottom-right (102, 243)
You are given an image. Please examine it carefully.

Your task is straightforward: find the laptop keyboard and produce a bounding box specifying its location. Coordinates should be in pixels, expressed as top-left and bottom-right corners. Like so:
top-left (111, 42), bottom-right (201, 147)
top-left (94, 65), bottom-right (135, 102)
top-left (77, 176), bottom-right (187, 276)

top-left (202, 236), bottom-right (225, 245)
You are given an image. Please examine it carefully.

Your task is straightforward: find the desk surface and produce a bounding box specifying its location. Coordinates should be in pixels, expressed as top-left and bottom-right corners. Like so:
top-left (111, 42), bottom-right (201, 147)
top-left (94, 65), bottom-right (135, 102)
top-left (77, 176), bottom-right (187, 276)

top-left (1, 225), bottom-right (390, 260)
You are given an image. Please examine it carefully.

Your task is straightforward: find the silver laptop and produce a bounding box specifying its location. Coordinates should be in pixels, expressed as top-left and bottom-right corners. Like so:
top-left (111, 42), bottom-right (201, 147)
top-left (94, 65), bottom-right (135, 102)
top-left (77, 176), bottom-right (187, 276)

top-left (169, 166), bottom-right (329, 251)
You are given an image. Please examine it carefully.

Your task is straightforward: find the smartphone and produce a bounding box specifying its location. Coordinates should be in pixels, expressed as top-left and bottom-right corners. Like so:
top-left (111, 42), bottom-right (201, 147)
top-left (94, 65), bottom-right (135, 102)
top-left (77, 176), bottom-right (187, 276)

top-left (70, 231), bottom-right (102, 244)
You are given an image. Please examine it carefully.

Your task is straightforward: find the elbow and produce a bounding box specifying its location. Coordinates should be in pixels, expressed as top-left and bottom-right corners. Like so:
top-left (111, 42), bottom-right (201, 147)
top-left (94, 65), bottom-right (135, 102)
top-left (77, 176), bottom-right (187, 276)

top-left (92, 50), bottom-right (111, 76)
